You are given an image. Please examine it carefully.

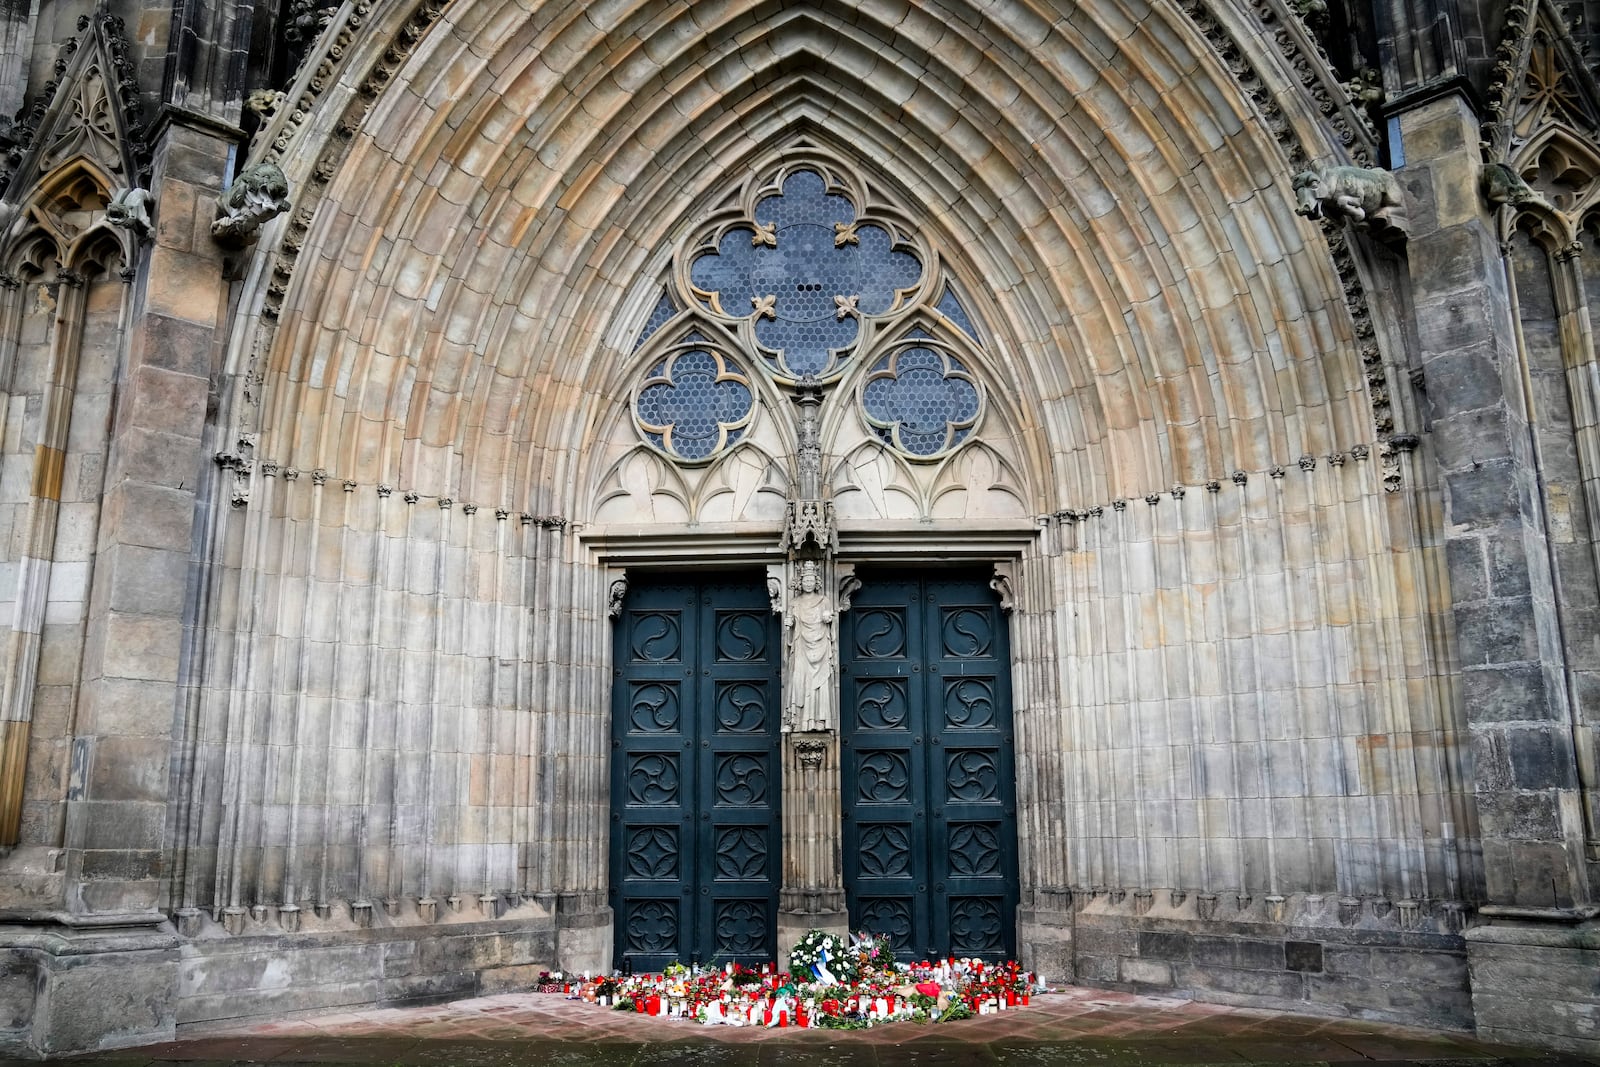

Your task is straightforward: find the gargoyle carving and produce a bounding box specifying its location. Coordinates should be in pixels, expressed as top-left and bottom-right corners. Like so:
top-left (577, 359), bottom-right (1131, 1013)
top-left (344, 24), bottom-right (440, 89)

top-left (212, 162), bottom-right (291, 246)
top-left (106, 186), bottom-right (153, 239)
top-left (1292, 164), bottom-right (1409, 240)
top-left (1480, 163), bottom-right (1546, 209)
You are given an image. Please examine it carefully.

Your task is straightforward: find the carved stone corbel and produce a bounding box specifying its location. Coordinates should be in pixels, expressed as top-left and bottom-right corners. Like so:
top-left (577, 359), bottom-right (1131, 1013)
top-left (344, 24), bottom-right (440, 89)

top-left (606, 572), bottom-right (628, 619)
top-left (1481, 163), bottom-right (1546, 210)
top-left (836, 566), bottom-right (859, 614)
top-left (990, 561), bottom-right (1017, 614)
top-left (766, 564), bottom-right (784, 615)
top-left (793, 737), bottom-right (827, 770)
top-left (1292, 163), bottom-right (1410, 242)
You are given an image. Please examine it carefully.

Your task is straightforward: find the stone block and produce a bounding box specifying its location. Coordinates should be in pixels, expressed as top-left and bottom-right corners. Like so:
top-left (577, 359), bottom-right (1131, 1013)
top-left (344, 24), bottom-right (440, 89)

top-left (96, 612), bottom-right (183, 683)
top-left (1459, 664), bottom-right (1554, 722)
top-left (1136, 929), bottom-right (1191, 959)
top-left (1425, 343), bottom-right (1511, 416)
top-left (1305, 971), bottom-right (1472, 1029)
top-left (143, 248), bottom-right (222, 327)
top-left (1475, 791), bottom-right (1564, 841)
top-left (1284, 940), bottom-right (1323, 972)
top-left (1074, 953), bottom-right (1120, 982)
top-left (65, 799), bottom-right (164, 851)
top-left (32, 941), bottom-right (178, 1054)
top-left (1177, 962), bottom-right (1304, 999)
top-left (1453, 595), bottom-right (1538, 666)
top-left (1507, 726), bottom-right (1579, 790)
top-left (1073, 922), bottom-right (1137, 957)
top-left (1191, 935), bottom-right (1283, 971)
top-left (0, 957), bottom-right (36, 1030)
top-left (1409, 225), bottom-right (1500, 294)
top-left (1415, 294), bottom-right (1500, 368)
top-left (105, 544), bottom-right (191, 618)
top-left (86, 737), bottom-right (171, 801)
top-left (1120, 957), bottom-right (1172, 985)
top-left (478, 963), bottom-right (551, 993)
top-left (75, 876), bottom-right (160, 914)
top-left (109, 428), bottom-right (205, 494)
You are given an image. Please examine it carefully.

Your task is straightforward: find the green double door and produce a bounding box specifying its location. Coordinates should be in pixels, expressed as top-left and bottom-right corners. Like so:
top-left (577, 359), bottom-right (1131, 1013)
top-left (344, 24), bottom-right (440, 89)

top-left (610, 570), bottom-right (1016, 968)
top-left (840, 573), bottom-right (1018, 959)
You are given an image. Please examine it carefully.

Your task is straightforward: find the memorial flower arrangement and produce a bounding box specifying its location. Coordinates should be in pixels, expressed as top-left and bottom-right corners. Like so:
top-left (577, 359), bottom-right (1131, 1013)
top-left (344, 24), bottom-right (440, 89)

top-left (787, 929), bottom-right (862, 985)
top-left (540, 930), bottom-right (1044, 1028)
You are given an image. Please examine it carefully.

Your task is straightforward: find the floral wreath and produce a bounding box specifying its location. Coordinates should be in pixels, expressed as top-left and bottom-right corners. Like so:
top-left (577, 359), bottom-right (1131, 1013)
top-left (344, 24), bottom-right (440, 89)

top-left (788, 929), bottom-right (858, 985)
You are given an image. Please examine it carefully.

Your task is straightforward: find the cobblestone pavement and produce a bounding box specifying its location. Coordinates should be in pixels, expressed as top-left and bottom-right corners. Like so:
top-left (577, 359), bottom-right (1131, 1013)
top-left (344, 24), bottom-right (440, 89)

top-left (47, 988), bottom-right (1599, 1066)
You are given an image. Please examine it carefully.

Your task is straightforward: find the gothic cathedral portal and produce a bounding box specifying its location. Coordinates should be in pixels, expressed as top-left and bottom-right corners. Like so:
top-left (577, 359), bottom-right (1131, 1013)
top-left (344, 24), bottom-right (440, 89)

top-left (596, 152), bottom-right (1035, 965)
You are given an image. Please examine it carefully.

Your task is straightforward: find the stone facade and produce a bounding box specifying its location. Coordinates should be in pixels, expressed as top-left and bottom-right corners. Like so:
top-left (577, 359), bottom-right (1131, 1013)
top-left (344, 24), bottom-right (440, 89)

top-left (0, 0), bottom-right (1595, 1058)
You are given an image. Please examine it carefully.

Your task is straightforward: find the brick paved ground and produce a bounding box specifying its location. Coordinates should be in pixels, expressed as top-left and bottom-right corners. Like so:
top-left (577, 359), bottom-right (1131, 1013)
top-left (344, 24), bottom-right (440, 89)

top-left (47, 987), bottom-right (1599, 1066)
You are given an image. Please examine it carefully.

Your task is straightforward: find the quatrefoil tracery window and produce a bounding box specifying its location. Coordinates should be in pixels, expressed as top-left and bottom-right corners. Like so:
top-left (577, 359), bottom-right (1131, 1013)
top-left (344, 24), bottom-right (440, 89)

top-left (630, 159), bottom-right (989, 465)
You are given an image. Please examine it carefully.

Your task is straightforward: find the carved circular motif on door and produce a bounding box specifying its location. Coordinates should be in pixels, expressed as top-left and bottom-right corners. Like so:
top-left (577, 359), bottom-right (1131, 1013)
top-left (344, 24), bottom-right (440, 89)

top-left (625, 899), bottom-right (679, 954)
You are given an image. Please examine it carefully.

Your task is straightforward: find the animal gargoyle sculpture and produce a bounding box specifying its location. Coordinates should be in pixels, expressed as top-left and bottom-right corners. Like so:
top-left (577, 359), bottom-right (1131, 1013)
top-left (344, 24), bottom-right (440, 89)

top-left (107, 187), bottom-right (154, 239)
top-left (1480, 163), bottom-right (1547, 209)
top-left (1292, 164), bottom-right (1409, 241)
top-left (212, 162), bottom-right (291, 246)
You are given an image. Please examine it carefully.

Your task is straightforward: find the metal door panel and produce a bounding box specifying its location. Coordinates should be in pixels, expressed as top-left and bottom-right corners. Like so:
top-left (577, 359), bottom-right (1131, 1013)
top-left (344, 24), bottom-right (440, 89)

top-left (613, 576), bottom-right (780, 971)
top-left (842, 573), bottom-right (1016, 960)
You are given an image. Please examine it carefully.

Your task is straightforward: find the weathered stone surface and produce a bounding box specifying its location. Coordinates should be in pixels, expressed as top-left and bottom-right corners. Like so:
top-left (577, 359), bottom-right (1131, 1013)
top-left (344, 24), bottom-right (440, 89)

top-left (0, 0), bottom-right (1595, 1056)
top-left (1468, 924), bottom-right (1600, 1059)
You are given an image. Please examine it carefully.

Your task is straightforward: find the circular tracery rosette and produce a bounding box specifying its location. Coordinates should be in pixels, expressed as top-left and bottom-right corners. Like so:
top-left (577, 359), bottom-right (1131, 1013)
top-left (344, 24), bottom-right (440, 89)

top-left (632, 337), bottom-right (757, 463)
top-left (678, 161), bottom-right (930, 383)
top-left (859, 337), bottom-right (983, 460)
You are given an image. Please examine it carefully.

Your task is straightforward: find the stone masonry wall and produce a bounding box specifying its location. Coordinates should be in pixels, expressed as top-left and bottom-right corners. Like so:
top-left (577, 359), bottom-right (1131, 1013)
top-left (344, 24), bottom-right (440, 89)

top-left (1013, 454), bottom-right (1469, 910)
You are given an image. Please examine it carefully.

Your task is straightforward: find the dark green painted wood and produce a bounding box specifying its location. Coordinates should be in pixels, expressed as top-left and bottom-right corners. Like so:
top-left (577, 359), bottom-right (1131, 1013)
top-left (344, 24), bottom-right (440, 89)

top-left (840, 573), bottom-right (1017, 960)
top-left (609, 574), bottom-right (781, 971)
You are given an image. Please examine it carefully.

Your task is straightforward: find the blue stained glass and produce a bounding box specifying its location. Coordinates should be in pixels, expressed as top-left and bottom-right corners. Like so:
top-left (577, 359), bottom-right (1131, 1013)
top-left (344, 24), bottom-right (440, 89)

top-left (634, 293), bottom-right (678, 351)
top-left (636, 348), bottom-right (754, 461)
top-left (689, 169), bottom-right (923, 378)
top-left (863, 347), bottom-right (980, 458)
top-left (936, 286), bottom-right (977, 338)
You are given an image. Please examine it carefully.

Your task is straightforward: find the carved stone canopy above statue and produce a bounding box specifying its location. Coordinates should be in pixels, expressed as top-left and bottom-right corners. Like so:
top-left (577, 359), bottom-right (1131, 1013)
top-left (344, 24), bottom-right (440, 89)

top-left (0, 5), bottom-right (149, 204)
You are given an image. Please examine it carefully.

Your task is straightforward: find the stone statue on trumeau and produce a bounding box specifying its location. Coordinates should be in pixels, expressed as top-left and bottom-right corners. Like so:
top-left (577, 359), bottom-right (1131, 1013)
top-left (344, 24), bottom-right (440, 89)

top-left (784, 558), bottom-right (836, 733)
